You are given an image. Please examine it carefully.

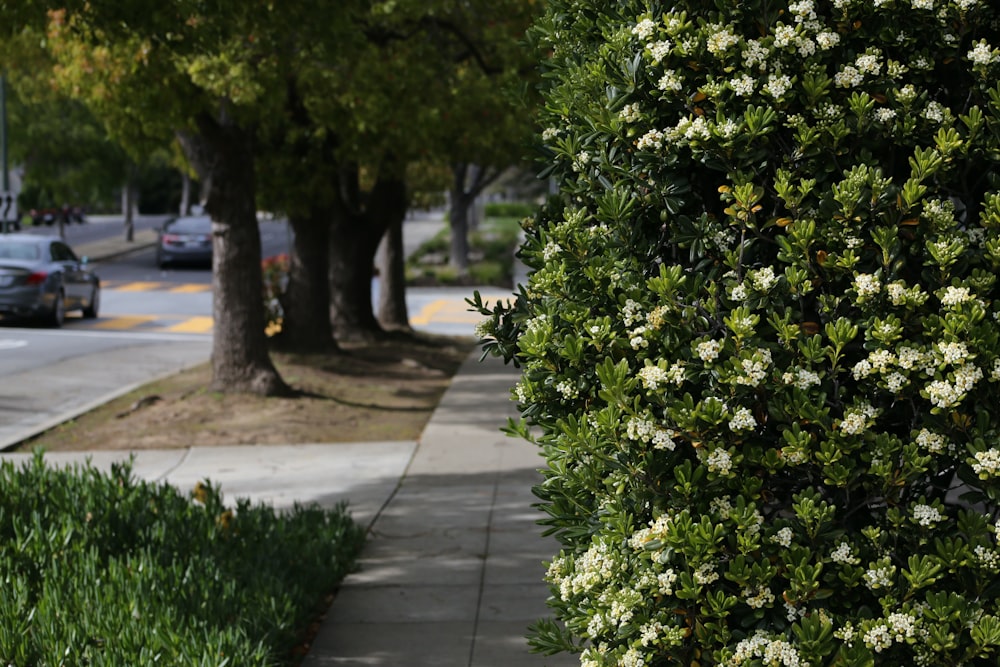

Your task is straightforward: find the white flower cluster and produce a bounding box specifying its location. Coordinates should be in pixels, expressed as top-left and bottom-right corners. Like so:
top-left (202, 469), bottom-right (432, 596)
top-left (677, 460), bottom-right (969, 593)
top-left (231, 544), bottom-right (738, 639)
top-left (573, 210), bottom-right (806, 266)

top-left (626, 416), bottom-right (677, 451)
top-left (830, 541), bottom-right (860, 565)
top-left (552, 540), bottom-right (621, 601)
top-left (636, 128), bottom-right (665, 150)
top-left (736, 348), bottom-right (772, 386)
top-left (648, 40), bottom-right (672, 64)
top-left (630, 325), bottom-right (649, 350)
top-left (863, 561), bottom-right (896, 590)
top-left (968, 40), bottom-right (999, 67)
top-left (730, 632), bottom-right (806, 667)
top-left (771, 526), bottom-right (794, 547)
top-left (974, 544), bottom-right (1000, 570)
top-left (542, 241), bottom-right (562, 261)
top-left (940, 285), bottom-right (973, 307)
top-left (730, 74), bottom-right (755, 96)
top-left (707, 447), bottom-right (734, 474)
top-left (852, 273), bottom-right (882, 301)
top-left (840, 402), bottom-right (876, 435)
top-left (925, 363), bottom-right (982, 409)
top-left (706, 24), bottom-right (740, 56)
top-left (619, 103), bottom-right (641, 123)
top-left (697, 339), bottom-right (722, 362)
top-left (971, 448), bottom-right (1000, 478)
top-left (556, 379), bottom-right (579, 400)
top-left (763, 73), bottom-right (793, 99)
top-left (743, 584), bottom-right (776, 609)
top-left (632, 18), bottom-right (657, 41)
top-left (782, 367), bottom-right (821, 390)
top-left (912, 503), bottom-right (943, 527)
top-left (748, 266), bottom-right (778, 291)
top-left (729, 407), bottom-right (757, 432)
top-left (915, 428), bottom-right (948, 454)
top-left (658, 69), bottom-right (683, 92)
top-left (666, 361), bottom-right (686, 386)
top-left (622, 298), bottom-right (644, 326)
top-left (863, 613), bottom-right (916, 653)
top-left (638, 365), bottom-right (670, 390)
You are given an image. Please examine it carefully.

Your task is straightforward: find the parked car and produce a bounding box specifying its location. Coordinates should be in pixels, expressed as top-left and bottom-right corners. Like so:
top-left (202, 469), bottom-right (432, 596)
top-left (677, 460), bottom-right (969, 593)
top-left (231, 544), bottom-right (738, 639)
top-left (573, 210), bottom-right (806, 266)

top-left (156, 216), bottom-right (213, 268)
top-left (0, 234), bottom-right (100, 327)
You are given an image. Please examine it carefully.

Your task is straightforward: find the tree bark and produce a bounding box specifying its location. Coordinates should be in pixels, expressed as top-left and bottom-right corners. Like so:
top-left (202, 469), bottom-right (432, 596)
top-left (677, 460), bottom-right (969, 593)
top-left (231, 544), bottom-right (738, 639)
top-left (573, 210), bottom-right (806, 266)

top-left (121, 175), bottom-right (137, 242)
top-left (179, 114), bottom-right (289, 396)
top-left (279, 210), bottom-right (337, 352)
top-left (179, 171), bottom-right (192, 216)
top-left (448, 163), bottom-right (502, 273)
top-left (376, 180), bottom-right (410, 331)
top-left (328, 165), bottom-right (406, 342)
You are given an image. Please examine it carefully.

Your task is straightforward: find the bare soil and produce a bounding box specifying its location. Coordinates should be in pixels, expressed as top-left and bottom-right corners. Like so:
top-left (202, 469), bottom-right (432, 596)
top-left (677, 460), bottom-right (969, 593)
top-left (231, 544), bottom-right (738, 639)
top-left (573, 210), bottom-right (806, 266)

top-left (17, 333), bottom-right (475, 452)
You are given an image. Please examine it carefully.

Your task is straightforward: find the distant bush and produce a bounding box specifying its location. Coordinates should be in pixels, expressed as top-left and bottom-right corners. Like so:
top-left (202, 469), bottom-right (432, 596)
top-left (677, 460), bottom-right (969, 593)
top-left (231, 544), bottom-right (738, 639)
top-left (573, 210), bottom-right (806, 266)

top-left (476, 1), bottom-right (1000, 666)
top-left (0, 454), bottom-right (364, 665)
top-left (484, 201), bottom-right (537, 218)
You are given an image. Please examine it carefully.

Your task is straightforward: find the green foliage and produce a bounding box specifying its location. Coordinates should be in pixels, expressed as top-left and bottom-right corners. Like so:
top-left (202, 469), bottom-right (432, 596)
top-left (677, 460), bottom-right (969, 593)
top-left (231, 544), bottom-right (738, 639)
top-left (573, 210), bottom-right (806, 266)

top-left (0, 453), bottom-right (364, 665)
top-left (484, 201), bottom-right (538, 218)
top-left (408, 216), bottom-right (522, 286)
top-left (476, 1), bottom-right (1000, 665)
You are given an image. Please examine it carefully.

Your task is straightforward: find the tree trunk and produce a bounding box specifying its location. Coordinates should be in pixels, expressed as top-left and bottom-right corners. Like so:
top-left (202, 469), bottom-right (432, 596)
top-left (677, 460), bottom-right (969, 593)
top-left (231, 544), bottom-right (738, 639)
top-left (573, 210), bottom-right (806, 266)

top-left (376, 181), bottom-right (410, 331)
top-left (329, 206), bottom-right (385, 342)
top-left (328, 165), bottom-right (406, 342)
top-left (279, 211), bottom-right (336, 352)
top-left (179, 171), bottom-right (192, 216)
top-left (121, 178), bottom-right (137, 242)
top-left (179, 114), bottom-right (289, 396)
top-left (448, 163), bottom-right (472, 274)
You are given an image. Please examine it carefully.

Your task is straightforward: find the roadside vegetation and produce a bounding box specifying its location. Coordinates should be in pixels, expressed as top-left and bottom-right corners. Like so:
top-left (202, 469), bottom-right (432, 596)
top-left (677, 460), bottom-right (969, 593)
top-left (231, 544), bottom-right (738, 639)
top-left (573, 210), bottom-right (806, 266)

top-left (0, 454), bottom-right (364, 665)
top-left (406, 204), bottom-right (533, 287)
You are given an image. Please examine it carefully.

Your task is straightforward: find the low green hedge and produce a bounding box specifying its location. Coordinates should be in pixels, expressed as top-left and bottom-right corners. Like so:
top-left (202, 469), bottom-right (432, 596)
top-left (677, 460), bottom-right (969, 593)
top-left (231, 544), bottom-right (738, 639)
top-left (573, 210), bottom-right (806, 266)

top-left (0, 454), bottom-right (364, 665)
top-left (483, 202), bottom-right (537, 218)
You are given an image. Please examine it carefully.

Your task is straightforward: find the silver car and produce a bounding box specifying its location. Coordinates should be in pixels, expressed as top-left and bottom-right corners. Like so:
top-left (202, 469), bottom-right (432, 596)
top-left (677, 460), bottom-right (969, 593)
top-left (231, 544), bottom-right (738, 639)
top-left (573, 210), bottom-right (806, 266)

top-left (156, 216), bottom-right (213, 268)
top-left (0, 234), bottom-right (100, 327)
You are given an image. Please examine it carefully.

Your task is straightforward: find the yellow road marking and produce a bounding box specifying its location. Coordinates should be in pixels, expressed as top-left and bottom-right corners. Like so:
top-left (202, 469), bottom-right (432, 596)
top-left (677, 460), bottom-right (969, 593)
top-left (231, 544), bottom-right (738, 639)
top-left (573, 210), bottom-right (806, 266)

top-left (169, 284), bottom-right (211, 293)
top-left (410, 300), bottom-right (449, 325)
top-left (165, 316), bottom-right (214, 333)
top-left (91, 315), bottom-right (157, 329)
top-left (115, 281), bottom-right (165, 292)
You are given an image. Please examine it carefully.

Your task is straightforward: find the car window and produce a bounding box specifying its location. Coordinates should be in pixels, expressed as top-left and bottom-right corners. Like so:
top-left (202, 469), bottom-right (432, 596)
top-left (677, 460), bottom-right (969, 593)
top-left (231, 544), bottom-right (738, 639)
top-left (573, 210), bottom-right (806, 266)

top-left (0, 241), bottom-right (41, 260)
top-left (166, 217), bottom-right (212, 234)
top-left (50, 242), bottom-right (78, 262)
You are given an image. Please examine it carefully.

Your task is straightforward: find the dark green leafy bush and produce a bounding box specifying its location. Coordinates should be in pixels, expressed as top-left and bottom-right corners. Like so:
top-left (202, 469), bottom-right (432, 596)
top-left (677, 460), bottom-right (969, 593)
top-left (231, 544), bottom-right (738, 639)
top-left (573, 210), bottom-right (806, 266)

top-left (0, 454), bottom-right (364, 665)
top-left (477, 1), bottom-right (1000, 665)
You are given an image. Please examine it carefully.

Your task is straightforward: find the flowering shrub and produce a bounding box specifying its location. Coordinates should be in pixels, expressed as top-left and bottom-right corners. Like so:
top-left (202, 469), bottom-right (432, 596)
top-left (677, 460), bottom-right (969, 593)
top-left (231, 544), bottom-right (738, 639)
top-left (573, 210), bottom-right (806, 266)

top-left (261, 253), bottom-right (289, 335)
top-left (476, 1), bottom-right (1000, 665)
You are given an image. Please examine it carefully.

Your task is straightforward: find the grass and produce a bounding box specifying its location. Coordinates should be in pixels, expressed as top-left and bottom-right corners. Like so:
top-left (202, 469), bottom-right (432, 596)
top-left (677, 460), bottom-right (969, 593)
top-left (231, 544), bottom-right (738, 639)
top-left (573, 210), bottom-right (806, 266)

top-left (406, 215), bottom-right (525, 287)
top-left (0, 454), bottom-right (365, 665)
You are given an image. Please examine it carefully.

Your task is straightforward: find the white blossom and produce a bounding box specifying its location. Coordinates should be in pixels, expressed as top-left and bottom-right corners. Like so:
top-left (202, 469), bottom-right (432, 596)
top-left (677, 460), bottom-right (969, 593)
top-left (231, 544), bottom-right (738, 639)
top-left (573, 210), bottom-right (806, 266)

top-left (632, 18), bottom-right (657, 40)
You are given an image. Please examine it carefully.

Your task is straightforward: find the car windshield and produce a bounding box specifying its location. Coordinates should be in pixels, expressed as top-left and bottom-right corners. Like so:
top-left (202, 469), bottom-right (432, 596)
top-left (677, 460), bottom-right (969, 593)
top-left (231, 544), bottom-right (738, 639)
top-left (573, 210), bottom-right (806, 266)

top-left (0, 241), bottom-right (41, 260)
top-left (166, 218), bottom-right (211, 234)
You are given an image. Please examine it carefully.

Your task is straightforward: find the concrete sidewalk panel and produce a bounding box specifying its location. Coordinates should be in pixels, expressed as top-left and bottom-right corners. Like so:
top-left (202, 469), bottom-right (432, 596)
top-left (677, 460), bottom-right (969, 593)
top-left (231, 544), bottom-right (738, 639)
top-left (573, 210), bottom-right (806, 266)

top-left (0, 448), bottom-right (187, 482)
top-left (470, 622), bottom-right (577, 667)
top-left (161, 442), bottom-right (416, 525)
top-left (328, 584), bottom-right (480, 624)
top-left (305, 621), bottom-right (475, 667)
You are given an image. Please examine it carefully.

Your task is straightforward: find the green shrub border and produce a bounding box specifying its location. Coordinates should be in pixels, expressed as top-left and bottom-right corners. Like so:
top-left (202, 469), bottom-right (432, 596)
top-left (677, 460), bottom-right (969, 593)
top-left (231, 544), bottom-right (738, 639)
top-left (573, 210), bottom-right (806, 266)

top-left (0, 453), bottom-right (364, 666)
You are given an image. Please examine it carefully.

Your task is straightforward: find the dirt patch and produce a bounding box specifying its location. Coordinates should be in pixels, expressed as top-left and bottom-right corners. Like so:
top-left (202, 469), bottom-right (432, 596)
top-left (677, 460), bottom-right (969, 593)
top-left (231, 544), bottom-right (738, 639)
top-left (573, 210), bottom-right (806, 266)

top-left (17, 333), bottom-right (476, 452)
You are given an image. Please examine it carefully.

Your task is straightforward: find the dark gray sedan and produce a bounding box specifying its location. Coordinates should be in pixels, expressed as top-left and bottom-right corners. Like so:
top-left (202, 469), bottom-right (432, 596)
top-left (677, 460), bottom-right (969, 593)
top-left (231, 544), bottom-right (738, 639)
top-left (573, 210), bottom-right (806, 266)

top-left (156, 215), bottom-right (213, 268)
top-left (0, 234), bottom-right (100, 327)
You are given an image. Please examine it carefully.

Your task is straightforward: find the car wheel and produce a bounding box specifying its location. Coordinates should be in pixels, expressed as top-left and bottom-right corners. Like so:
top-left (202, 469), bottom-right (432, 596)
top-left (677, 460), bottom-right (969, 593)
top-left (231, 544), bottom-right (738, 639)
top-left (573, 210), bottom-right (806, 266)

top-left (48, 291), bottom-right (65, 328)
top-left (82, 286), bottom-right (100, 319)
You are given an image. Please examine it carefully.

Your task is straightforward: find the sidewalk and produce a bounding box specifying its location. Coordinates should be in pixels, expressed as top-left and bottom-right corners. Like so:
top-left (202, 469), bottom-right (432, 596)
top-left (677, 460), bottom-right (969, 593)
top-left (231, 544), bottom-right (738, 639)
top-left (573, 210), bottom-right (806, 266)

top-left (303, 352), bottom-right (574, 667)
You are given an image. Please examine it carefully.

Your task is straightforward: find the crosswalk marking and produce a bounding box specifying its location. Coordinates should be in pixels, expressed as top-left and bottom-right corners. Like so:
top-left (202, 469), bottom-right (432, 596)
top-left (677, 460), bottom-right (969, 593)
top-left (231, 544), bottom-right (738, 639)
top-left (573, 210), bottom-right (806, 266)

top-left (114, 281), bottom-right (167, 292)
top-left (165, 316), bottom-right (213, 333)
top-left (169, 284), bottom-right (211, 293)
top-left (91, 315), bottom-right (158, 329)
